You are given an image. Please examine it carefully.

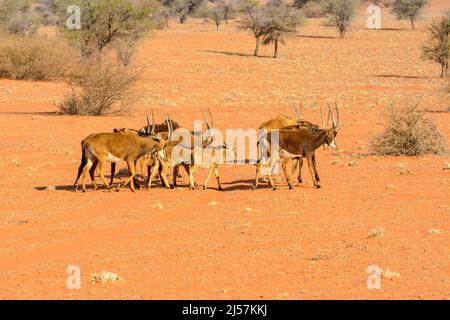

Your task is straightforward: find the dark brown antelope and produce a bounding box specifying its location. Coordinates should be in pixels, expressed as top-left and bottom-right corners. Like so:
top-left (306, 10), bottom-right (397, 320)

top-left (254, 104), bottom-right (340, 190)
top-left (74, 114), bottom-right (172, 192)
top-left (259, 104), bottom-right (332, 184)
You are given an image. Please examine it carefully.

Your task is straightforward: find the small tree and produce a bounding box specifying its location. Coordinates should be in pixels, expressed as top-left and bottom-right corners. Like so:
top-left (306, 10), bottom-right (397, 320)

top-left (391, 0), bottom-right (428, 30)
top-left (209, 6), bottom-right (223, 31)
top-left (237, 0), bottom-right (266, 56)
top-left (422, 12), bottom-right (450, 77)
top-left (323, 0), bottom-right (357, 38)
top-left (62, 0), bottom-right (152, 58)
top-left (7, 7), bottom-right (40, 36)
top-left (218, 0), bottom-right (236, 24)
top-left (172, 0), bottom-right (204, 23)
top-left (261, 2), bottom-right (303, 58)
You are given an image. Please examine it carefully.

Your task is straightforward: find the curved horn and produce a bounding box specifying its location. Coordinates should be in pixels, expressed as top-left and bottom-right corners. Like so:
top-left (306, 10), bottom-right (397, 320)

top-left (201, 107), bottom-right (210, 130)
top-left (208, 107), bottom-right (215, 129)
top-left (166, 115), bottom-right (172, 140)
top-left (329, 103), bottom-right (336, 128)
top-left (335, 101), bottom-right (340, 128)
top-left (146, 113), bottom-right (151, 134)
top-left (326, 103), bottom-right (332, 128)
top-left (293, 105), bottom-right (300, 119)
top-left (298, 102), bottom-right (303, 120)
top-left (320, 105), bottom-right (325, 128)
top-left (151, 110), bottom-right (156, 134)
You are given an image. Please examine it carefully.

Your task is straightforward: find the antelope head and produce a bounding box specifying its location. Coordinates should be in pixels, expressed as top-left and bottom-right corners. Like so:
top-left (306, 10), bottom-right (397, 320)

top-left (324, 102), bottom-right (340, 150)
top-left (201, 107), bottom-right (215, 144)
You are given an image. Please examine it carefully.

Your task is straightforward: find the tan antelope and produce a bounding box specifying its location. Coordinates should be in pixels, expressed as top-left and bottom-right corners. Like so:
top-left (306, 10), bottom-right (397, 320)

top-left (80, 115), bottom-right (181, 188)
top-left (254, 104), bottom-right (340, 190)
top-left (74, 114), bottom-right (172, 192)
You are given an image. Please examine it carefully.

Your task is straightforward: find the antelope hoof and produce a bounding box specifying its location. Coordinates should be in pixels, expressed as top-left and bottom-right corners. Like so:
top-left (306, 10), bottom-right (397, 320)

top-left (315, 176), bottom-right (320, 182)
top-left (288, 184), bottom-right (293, 190)
top-left (218, 186), bottom-right (223, 191)
top-left (189, 185), bottom-right (196, 190)
top-left (203, 185), bottom-right (207, 190)
top-left (272, 186), bottom-right (277, 191)
top-left (314, 183), bottom-right (321, 189)
top-left (298, 178), bottom-right (302, 183)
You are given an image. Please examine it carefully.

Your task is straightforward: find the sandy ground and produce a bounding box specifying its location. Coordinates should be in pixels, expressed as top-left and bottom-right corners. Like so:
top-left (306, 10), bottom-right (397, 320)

top-left (0, 3), bottom-right (450, 299)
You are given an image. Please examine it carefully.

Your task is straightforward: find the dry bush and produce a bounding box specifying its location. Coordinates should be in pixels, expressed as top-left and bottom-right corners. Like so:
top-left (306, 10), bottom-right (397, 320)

top-left (7, 9), bottom-right (40, 36)
top-left (0, 34), bottom-right (77, 80)
top-left (371, 104), bottom-right (445, 156)
top-left (302, 1), bottom-right (326, 18)
top-left (112, 36), bottom-right (137, 66)
top-left (59, 61), bottom-right (140, 116)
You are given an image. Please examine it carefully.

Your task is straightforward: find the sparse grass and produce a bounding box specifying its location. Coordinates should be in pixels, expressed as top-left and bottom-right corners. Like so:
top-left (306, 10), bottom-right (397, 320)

top-left (371, 104), bottom-right (445, 156)
top-left (367, 228), bottom-right (384, 239)
top-left (153, 203), bottom-right (164, 209)
top-left (427, 229), bottom-right (442, 235)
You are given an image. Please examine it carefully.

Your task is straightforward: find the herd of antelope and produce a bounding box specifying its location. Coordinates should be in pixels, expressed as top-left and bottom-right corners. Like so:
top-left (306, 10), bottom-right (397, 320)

top-left (73, 103), bottom-right (340, 192)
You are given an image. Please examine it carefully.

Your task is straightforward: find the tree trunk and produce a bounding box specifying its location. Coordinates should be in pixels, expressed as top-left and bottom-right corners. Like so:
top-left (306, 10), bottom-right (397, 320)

top-left (273, 40), bottom-right (278, 58)
top-left (254, 36), bottom-right (260, 57)
top-left (224, 9), bottom-right (229, 24)
top-left (339, 25), bottom-right (346, 38)
top-left (442, 62), bottom-right (448, 77)
top-left (411, 19), bottom-right (415, 31)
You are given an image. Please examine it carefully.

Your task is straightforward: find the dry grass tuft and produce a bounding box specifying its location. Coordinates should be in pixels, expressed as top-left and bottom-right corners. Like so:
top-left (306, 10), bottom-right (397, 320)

top-left (91, 271), bottom-right (123, 284)
top-left (367, 228), bottom-right (384, 239)
top-left (371, 104), bottom-right (445, 156)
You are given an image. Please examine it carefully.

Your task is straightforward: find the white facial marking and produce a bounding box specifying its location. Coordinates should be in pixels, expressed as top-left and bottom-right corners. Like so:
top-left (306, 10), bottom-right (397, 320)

top-left (329, 140), bottom-right (337, 150)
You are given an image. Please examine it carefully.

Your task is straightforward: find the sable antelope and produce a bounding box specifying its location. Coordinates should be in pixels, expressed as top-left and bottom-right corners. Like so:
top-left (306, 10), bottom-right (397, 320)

top-left (259, 104), bottom-right (304, 130)
top-left (147, 108), bottom-right (231, 190)
top-left (254, 104), bottom-right (340, 190)
top-left (259, 104), bottom-right (332, 184)
top-left (74, 114), bottom-right (172, 192)
top-left (185, 107), bottom-right (235, 190)
top-left (81, 116), bottom-right (181, 188)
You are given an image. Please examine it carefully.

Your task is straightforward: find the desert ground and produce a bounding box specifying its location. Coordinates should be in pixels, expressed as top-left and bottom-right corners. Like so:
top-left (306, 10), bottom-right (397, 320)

top-left (0, 3), bottom-right (450, 299)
